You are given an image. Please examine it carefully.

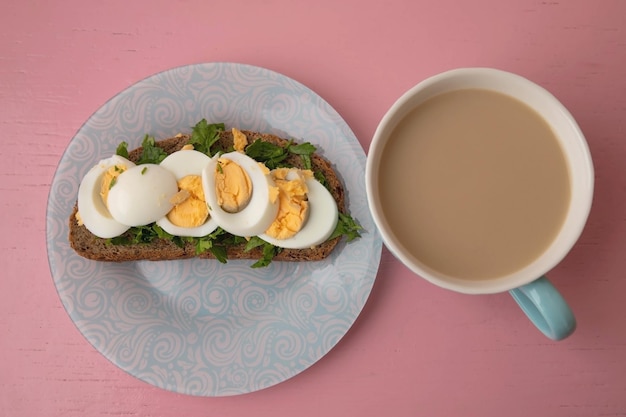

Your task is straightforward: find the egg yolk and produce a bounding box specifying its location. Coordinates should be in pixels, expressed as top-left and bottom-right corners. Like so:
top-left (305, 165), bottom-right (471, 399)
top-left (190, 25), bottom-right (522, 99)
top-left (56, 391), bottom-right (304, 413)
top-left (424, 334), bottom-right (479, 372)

top-left (257, 163), bottom-right (280, 203)
top-left (167, 175), bottom-right (209, 228)
top-left (215, 158), bottom-right (252, 213)
top-left (264, 168), bottom-right (312, 240)
top-left (100, 164), bottom-right (127, 207)
top-left (232, 128), bottom-right (248, 152)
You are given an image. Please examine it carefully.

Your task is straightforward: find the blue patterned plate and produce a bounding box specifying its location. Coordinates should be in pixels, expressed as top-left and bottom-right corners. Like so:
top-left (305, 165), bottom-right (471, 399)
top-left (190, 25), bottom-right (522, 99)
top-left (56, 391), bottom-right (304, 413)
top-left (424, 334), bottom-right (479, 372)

top-left (46, 63), bottom-right (382, 396)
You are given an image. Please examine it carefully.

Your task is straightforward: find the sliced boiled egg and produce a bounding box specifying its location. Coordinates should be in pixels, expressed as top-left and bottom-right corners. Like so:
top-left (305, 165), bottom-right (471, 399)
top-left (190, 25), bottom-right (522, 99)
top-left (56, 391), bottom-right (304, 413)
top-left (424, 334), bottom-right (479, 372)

top-left (77, 155), bottom-right (136, 238)
top-left (156, 149), bottom-right (218, 237)
top-left (263, 168), bottom-right (310, 240)
top-left (202, 151), bottom-right (279, 237)
top-left (259, 170), bottom-right (339, 249)
top-left (107, 164), bottom-right (179, 227)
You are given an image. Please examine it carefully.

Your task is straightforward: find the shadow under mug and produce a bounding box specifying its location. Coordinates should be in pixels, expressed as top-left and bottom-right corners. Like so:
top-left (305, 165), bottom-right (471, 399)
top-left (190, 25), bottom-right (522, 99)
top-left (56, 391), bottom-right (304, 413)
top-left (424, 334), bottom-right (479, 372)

top-left (365, 68), bottom-right (594, 340)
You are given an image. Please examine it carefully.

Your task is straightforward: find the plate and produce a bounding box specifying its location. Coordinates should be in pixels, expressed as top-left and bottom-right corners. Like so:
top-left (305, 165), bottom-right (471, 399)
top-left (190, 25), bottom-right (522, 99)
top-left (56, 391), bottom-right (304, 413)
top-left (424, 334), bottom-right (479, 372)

top-left (46, 62), bottom-right (382, 396)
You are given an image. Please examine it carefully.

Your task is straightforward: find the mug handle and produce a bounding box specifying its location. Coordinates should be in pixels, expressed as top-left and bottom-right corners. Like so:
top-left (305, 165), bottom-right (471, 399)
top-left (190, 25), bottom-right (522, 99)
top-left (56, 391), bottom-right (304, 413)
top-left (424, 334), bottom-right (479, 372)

top-left (509, 276), bottom-right (576, 341)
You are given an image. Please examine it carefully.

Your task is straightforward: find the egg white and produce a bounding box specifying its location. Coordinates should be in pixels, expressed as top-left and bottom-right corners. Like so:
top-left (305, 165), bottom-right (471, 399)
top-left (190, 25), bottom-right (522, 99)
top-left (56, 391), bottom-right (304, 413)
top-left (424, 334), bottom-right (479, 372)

top-left (77, 155), bottom-right (136, 239)
top-left (202, 152), bottom-right (279, 237)
top-left (107, 164), bottom-right (179, 227)
top-left (156, 149), bottom-right (218, 237)
top-left (259, 178), bottom-right (339, 249)
top-left (158, 149), bottom-right (211, 179)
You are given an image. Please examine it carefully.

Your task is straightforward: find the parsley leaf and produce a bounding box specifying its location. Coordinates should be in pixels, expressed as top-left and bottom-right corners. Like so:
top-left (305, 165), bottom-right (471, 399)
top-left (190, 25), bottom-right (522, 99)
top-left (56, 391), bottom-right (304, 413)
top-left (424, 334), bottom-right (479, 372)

top-left (152, 223), bottom-right (188, 248)
top-left (136, 134), bottom-right (168, 164)
top-left (188, 119), bottom-right (225, 156)
top-left (329, 213), bottom-right (363, 242)
top-left (287, 142), bottom-right (316, 170)
top-left (195, 228), bottom-right (228, 261)
top-left (251, 245), bottom-right (279, 268)
top-left (208, 245), bottom-right (228, 263)
top-left (300, 154), bottom-right (312, 170)
top-left (194, 238), bottom-right (213, 255)
top-left (244, 236), bottom-right (267, 251)
top-left (152, 223), bottom-right (173, 239)
top-left (245, 139), bottom-right (317, 170)
top-left (116, 141), bottom-right (129, 158)
top-left (245, 139), bottom-right (289, 169)
top-left (314, 170), bottom-right (327, 187)
top-left (288, 142), bottom-right (315, 170)
top-left (222, 234), bottom-right (249, 246)
top-left (287, 142), bottom-right (316, 155)
top-left (244, 236), bottom-right (280, 268)
top-left (108, 225), bottom-right (159, 245)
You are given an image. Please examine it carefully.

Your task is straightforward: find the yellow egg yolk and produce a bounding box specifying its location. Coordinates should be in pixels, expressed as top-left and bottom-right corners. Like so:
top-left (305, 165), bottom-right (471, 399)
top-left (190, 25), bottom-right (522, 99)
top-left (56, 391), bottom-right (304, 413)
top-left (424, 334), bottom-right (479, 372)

top-left (100, 164), bottom-right (127, 207)
top-left (167, 175), bottom-right (209, 228)
top-left (232, 127), bottom-right (248, 152)
top-left (264, 168), bottom-right (312, 240)
top-left (215, 158), bottom-right (252, 213)
top-left (256, 163), bottom-right (280, 203)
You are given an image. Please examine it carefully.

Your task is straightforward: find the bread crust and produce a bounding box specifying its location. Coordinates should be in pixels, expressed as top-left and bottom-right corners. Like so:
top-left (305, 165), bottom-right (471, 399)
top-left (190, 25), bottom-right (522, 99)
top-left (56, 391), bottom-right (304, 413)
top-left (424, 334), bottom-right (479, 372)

top-left (69, 130), bottom-right (345, 263)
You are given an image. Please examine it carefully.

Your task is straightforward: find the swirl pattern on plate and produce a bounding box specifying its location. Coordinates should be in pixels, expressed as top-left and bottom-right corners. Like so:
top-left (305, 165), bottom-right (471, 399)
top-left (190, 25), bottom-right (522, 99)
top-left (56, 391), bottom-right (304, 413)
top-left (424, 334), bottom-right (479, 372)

top-left (46, 62), bottom-right (382, 396)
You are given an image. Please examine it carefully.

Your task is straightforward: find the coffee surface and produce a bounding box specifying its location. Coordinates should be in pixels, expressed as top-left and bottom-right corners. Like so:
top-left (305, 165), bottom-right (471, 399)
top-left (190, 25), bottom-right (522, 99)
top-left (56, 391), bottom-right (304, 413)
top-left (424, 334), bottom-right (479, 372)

top-left (379, 88), bottom-right (571, 280)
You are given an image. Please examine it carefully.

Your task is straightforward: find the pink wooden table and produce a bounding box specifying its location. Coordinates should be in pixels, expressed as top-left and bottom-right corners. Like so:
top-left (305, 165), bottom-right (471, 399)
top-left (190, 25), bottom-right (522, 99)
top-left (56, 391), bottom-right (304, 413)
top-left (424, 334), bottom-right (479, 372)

top-left (2, 0), bottom-right (625, 415)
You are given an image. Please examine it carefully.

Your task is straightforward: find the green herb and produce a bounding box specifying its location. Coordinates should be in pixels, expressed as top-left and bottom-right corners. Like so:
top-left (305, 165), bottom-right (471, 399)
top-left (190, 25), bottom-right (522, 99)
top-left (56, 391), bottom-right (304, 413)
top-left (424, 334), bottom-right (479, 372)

top-left (129, 225), bottom-right (158, 244)
top-left (194, 228), bottom-right (227, 257)
top-left (287, 142), bottom-right (316, 155)
top-left (136, 134), bottom-right (168, 164)
top-left (219, 233), bottom-right (248, 247)
top-left (244, 237), bottom-right (280, 268)
top-left (191, 228), bottom-right (229, 263)
top-left (245, 138), bottom-right (317, 170)
top-left (116, 142), bottom-right (129, 158)
top-left (152, 223), bottom-right (187, 248)
top-left (188, 119), bottom-right (225, 156)
top-left (208, 245), bottom-right (228, 263)
top-left (244, 236), bottom-right (267, 251)
top-left (216, 161), bottom-right (223, 174)
top-left (108, 223), bottom-right (227, 253)
top-left (245, 139), bottom-right (289, 169)
top-left (109, 224), bottom-right (175, 247)
top-left (114, 165), bottom-right (121, 172)
top-left (252, 245), bottom-right (280, 268)
top-left (141, 167), bottom-right (147, 175)
top-left (314, 170), bottom-right (327, 187)
top-left (329, 213), bottom-right (363, 242)
top-left (109, 177), bottom-right (117, 189)
top-left (108, 225), bottom-right (159, 245)
top-left (287, 142), bottom-right (316, 170)
top-left (194, 238), bottom-right (213, 255)
top-left (152, 223), bottom-right (172, 239)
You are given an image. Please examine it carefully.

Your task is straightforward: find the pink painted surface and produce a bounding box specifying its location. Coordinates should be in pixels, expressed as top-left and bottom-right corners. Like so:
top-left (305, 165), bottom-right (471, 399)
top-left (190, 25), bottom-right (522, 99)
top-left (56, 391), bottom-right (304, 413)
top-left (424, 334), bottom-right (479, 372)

top-left (1, 0), bottom-right (625, 415)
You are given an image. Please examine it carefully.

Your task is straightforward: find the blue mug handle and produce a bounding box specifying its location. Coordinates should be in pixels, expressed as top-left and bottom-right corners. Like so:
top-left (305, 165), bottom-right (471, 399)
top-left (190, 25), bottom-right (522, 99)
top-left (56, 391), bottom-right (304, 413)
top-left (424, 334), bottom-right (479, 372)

top-left (509, 276), bottom-right (576, 340)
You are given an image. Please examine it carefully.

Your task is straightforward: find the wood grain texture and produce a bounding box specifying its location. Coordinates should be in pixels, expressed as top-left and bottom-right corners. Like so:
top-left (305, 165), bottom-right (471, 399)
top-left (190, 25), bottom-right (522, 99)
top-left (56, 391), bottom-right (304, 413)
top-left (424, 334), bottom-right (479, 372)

top-left (2, 0), bottom-right (626, 416)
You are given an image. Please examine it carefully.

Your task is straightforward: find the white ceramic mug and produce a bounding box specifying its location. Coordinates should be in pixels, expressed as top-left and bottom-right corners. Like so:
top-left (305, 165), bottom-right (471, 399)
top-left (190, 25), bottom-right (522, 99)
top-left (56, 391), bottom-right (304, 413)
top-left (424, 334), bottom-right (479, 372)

top-left (366, 68), bottom-right (594, 340)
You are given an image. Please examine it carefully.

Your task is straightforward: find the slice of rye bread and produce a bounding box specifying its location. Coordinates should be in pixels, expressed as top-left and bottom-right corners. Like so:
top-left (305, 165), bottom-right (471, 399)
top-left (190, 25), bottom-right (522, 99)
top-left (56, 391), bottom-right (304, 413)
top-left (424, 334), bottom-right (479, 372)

top-left (69, 129), bottom-right (346, 262)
